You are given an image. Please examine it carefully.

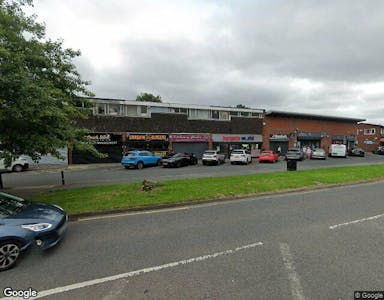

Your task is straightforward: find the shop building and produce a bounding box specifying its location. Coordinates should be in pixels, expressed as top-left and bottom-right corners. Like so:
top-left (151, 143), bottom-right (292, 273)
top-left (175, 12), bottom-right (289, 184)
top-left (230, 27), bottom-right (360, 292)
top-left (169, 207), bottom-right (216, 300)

top-left (73, 98), bottom-right (264, 163)
top-left (356, 123), bottom-right (384, 152)
top-left (263, 111), bottom-right (365, 154)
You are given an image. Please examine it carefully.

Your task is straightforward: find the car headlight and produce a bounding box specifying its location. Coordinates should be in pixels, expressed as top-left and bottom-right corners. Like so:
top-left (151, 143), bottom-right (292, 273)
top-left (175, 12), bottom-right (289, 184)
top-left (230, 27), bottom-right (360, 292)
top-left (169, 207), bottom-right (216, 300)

top-left (22, 223), bottom-right (52, 232)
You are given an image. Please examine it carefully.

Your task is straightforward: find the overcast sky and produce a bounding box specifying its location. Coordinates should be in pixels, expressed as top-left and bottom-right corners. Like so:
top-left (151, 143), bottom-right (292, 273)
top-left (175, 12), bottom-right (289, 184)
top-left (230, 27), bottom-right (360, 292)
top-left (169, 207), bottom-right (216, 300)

top-left (29, 0), bottom-right (384, 124)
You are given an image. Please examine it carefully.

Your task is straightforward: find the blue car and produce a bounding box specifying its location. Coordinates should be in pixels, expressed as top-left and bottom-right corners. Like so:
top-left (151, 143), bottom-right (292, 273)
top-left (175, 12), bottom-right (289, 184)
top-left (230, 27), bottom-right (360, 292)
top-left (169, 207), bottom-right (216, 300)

top-left (0, 192), bottom-right (67, 271)
top-left (121, 150), bottom-right (162, 169)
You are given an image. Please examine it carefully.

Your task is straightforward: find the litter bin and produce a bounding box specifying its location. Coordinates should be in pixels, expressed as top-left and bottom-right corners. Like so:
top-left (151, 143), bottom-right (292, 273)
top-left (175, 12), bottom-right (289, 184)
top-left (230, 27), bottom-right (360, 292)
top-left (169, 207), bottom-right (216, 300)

top-left (286, 159), bottom-right (297, 171)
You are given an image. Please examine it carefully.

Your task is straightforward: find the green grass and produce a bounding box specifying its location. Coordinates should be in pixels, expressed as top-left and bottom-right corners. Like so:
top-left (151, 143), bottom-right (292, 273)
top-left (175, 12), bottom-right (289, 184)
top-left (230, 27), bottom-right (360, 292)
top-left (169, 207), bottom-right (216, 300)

top-left (30, 165), bottom-right (384, 215)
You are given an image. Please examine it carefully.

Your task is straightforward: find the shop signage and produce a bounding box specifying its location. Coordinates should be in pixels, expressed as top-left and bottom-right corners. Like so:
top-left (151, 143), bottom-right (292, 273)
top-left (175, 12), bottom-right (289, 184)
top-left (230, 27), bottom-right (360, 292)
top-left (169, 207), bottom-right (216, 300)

top-left (269, 134), bottom-right (289, 141)
top-left (170, 134), bottom-right (210, 142)
top-left (128, 134), bottom-right (168, 141)
top-left (86, 134), bottom-right (118, 145)
top-left (212, 134), bottom-right (262, 143)
top-left (297, 132), bottom-right (321, 139)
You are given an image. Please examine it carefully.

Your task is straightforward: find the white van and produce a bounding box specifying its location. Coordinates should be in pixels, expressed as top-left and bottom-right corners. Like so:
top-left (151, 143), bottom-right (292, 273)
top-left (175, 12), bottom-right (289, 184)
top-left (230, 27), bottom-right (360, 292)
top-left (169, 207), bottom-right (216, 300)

top-left (329, 144), bottom-right (347, 158)
top-left (0, 156), bottom-right (29, 172)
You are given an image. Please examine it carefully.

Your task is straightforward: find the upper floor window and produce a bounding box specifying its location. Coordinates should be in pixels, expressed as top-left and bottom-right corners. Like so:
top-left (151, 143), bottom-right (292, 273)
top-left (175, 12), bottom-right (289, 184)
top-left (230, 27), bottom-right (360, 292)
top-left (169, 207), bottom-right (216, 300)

top-left (96, 103), bottom-right (106, 115)
top-left (108, 104), bottom-right (120, 115)
top-left (140, 106), bottom-right (148, 114)
top-left (211, 110), bottom-right (219, 119)
top-left (364, 128), bottom-right (376, 135)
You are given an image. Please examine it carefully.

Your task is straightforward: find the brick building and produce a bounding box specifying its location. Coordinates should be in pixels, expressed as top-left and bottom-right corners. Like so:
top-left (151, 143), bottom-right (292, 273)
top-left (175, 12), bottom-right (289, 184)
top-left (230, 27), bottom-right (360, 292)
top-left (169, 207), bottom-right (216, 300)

top-left (356, 123), bottom-right (384, 152)
top-left (73, 98), bottom-right (264, 163)
top-left (263, 111), bottom-right (365, 154)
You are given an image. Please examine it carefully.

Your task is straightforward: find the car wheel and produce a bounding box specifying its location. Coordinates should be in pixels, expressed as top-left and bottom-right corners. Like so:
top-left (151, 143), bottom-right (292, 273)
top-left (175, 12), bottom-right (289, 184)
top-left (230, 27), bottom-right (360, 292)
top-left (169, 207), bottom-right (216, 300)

top-left (124, 166), bottom-right (130, 169)
top-left (12, 164), bottom-right (23, 172)
top-left (137, 162), bottom-right (144, 170)
top-left (0, 241), bottom-right (21, 272)
top-left (176, 161), bottom-right (182, 168)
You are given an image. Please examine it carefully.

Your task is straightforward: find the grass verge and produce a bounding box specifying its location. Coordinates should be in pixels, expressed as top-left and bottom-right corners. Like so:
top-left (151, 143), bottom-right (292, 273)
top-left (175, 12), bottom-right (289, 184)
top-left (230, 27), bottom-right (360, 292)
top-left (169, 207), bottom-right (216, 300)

top-left (30, 164), bottom-right (384, 215)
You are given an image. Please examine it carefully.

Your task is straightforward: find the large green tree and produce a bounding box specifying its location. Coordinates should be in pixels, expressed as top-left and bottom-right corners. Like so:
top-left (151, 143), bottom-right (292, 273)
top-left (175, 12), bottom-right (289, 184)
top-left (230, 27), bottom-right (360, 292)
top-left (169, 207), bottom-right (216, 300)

top-left (0, 0), bottom-right (100, 166)
top-left (136, 92), bottom-right (162, 103)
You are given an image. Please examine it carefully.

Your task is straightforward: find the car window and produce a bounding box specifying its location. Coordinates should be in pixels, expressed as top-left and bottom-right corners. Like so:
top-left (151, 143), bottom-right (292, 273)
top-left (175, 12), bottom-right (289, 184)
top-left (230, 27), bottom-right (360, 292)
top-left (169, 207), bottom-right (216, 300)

top-left (173, 153), bottom-right (184, 158)
top-left (0, 193), bottom-right (28, 217)
top-left (231, 150), bottom-right (243, 154)
top-left (139, 152), bottom-right (148, 156)
top-left (204, 151), bottom-right (216, 155)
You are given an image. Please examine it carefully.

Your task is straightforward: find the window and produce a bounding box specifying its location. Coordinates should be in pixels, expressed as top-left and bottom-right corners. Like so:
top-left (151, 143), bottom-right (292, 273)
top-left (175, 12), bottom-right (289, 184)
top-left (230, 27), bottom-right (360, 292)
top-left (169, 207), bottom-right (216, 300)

top-left (211, 110), bottom-right (219, 119)
top-left (240, 111), bottom-right (250, 117)
top-left (230, 111), bottom-right (239, 117)
top-left (174, 107), bottom-right (188, 114)
top-left (141, 106), bottom-right (148, 114)
top-left (108, 104), bottom-right (120, 115)
top-left (364, 128), bottom-right (376, 135)
top-left (96, 104), bottom-right (106, 115)
top-left (188, 109), bottom-right (209, 119)
top-left (220, 111), bottom-right (229, 120)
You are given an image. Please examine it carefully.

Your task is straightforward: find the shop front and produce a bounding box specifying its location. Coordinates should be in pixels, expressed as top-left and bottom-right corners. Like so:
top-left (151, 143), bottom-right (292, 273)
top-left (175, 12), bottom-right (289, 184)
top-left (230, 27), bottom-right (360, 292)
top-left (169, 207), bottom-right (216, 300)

top-left (268, 134), bottom-right (289, 154)
top-left (332, 135), bottom-right (357, 150)
top-left (72, 133), bottom-right (123, 164)
top-left (126, 133), bottom-right (169, 157)
top-left (296, 132), bottom-right (323, 149)
top-left (169, 134), bottom-right (210, 159)
top-left (212, 134), bottom-right (263, 158)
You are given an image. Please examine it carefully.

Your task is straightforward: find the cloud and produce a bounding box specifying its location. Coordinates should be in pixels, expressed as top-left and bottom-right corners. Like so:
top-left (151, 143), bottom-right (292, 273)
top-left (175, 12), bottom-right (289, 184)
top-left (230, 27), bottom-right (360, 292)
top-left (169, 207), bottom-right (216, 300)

top-left (31, 0), bottom-right (384, 124)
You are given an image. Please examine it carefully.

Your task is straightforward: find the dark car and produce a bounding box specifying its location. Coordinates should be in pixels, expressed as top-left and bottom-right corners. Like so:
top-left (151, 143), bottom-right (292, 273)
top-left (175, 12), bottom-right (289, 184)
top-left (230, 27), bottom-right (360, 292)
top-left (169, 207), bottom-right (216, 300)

top-left (348, 148), bottom-right (365, 157)
top-left (374, 146), bottom-right (384, 155)
top-left (162, 153), bottom-right (198, 168)
top-left (0, 192), bottom-right (67, 271)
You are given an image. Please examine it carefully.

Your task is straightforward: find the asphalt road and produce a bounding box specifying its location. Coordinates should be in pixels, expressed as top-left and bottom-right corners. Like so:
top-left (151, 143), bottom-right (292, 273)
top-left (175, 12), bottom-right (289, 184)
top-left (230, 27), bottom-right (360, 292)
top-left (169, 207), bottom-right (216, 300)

top-left (1, 181), bottom-right (384, 299)
top-left (2, 153), bottom-right (384, 197)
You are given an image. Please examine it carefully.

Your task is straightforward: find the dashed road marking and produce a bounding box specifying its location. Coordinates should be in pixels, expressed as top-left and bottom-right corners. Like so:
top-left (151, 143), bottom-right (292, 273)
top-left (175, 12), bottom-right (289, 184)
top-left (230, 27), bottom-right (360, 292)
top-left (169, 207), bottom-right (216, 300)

top-left (329, 212), bottom-right (384, 230)
top-left (9, 241), bottom-right (263, 300)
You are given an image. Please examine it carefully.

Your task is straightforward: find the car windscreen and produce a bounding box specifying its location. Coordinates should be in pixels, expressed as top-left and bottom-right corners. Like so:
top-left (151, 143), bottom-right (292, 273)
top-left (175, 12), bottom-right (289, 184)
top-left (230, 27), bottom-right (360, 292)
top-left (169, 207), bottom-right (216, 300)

top-left (231, 150), bottom-right (244, 154)
top-left (172, 153), bottom-right (184, 158)
top-left (0, 194), bottom-right (29, 217)
top-left (204, 151), bottom-right (216, 155)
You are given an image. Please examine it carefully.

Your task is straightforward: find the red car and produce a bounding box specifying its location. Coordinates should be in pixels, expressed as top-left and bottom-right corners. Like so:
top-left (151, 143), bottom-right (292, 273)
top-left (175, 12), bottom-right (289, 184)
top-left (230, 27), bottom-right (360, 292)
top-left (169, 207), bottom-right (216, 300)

top-left (258, 150), bottom-right (279, 163)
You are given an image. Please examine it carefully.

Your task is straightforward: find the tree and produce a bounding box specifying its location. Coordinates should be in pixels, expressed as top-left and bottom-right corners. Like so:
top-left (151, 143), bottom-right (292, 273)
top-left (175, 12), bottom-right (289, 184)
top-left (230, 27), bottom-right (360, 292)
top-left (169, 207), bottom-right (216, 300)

top-left (136, 92), bottom-right (162, 103)
top-left (0, 0), bottom-right (102, 166)
top-left (235, 104), bottom-right (249, 109)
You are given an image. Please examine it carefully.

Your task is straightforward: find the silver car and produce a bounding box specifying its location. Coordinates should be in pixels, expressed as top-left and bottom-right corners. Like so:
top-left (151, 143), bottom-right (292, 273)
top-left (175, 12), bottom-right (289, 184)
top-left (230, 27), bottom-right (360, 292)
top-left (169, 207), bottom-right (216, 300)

top-left (311, 148), bottom-right (326, 160)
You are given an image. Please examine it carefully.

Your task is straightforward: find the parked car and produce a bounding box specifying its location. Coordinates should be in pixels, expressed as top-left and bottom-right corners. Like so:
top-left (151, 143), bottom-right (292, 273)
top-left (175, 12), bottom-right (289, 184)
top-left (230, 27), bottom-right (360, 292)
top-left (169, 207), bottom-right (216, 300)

top-left (202, 150), bottom-right (225, 165)
top-left (121, 150), bottom-right (162, 169)
top-left (0, 156), bottom-right (29, 172)
top-left (373, 146), bottom-right (384, 155)
top-left (0, 192), bottom-right (68, 271)
top-left (162, 153), bottom-right (198, 168)
top-left (285, 148), bottom-right (305, 161)
top-left (310, 148), bottom-right (327, 160)
top-left (348, 147), bottom-right (365, 157)
top-left (329, 144), bottom-right (347, 158)
top-left (258, 150), bottom-right (279, 163)
top-left (230, 149), bottom-right (252, 165)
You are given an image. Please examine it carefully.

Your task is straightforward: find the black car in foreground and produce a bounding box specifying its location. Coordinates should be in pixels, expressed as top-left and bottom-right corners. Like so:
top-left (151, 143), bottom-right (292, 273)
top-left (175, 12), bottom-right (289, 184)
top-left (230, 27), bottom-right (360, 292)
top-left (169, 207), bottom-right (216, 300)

top-left (348, 148), bottom-right (365, 157)
top-left (0, 192), bottom-right (67, 271)
top-left (162, 153), bottom-right (198, 167)
top-left (374, 146), bottom-right (384, 155)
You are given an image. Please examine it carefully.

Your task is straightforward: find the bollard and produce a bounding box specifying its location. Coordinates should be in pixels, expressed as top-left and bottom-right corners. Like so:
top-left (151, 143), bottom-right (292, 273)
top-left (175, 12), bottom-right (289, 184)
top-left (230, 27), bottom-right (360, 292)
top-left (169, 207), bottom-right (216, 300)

top-left (61, 170), bottom-right (65, 185)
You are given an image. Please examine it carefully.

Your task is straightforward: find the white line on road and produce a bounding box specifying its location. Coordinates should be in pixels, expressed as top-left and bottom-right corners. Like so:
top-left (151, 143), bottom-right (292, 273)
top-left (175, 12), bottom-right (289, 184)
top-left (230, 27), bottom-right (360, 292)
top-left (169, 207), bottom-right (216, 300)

top-left (11, 241), bottom-right (263, 300)
top-left (279, 242), bottom-right (306, 300)
top-left (329, 212), bottom-right (384, 230)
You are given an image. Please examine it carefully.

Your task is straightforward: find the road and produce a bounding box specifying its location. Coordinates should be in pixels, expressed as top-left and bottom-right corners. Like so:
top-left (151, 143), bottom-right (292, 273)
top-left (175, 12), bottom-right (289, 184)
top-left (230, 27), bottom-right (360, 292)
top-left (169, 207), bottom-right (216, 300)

top-left (1, 181), bottom-right (384, 299)
top-left (2, 153), bottom-right (384, 197)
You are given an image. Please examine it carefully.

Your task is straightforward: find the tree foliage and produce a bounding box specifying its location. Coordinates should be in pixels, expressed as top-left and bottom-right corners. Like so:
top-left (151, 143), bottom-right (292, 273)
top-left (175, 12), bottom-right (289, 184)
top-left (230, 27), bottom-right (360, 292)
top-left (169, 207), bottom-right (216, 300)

top-left (0, 0), bottom-right (101, 166)
top-left (136, 92), bottom-right (162, 103)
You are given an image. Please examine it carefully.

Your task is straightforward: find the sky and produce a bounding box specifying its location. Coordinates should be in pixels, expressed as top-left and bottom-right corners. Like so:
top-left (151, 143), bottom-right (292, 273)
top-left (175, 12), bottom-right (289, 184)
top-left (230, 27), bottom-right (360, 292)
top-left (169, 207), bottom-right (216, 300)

top-left (28, 0), bottom-right (384, 124)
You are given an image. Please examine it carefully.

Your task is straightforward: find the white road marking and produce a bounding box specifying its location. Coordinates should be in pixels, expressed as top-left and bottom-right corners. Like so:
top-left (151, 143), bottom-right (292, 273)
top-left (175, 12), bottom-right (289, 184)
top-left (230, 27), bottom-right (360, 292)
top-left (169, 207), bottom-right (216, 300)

top-left (329, 212), bottom-right (384, 230)
top-left (11, 242), bottom-right (263, 300)
top-left (279, 243), bottom-right (306, 300)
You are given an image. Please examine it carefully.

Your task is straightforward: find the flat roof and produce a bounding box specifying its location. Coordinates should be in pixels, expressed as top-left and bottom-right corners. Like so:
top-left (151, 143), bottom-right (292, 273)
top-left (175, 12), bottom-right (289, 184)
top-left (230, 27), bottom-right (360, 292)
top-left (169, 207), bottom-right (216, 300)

top-left (83, 97), bottom-right (264, 113)
top-left (266, 110), bottom-right (365, 123)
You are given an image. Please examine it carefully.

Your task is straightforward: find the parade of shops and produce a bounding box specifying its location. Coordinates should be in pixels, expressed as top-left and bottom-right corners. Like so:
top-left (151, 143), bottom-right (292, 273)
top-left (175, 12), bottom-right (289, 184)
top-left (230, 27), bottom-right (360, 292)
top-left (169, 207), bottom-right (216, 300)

top-left (70, 97), bottom-right (383, 164)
